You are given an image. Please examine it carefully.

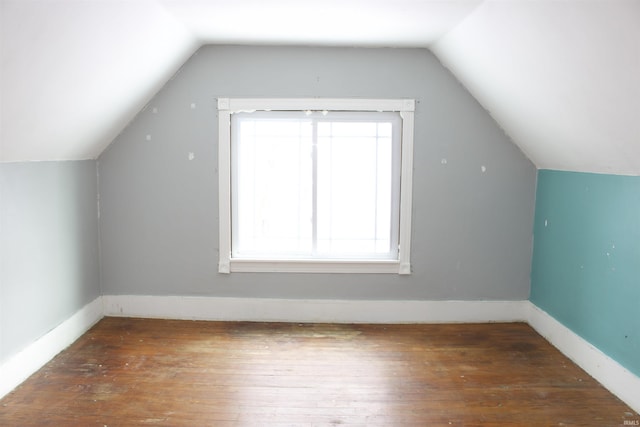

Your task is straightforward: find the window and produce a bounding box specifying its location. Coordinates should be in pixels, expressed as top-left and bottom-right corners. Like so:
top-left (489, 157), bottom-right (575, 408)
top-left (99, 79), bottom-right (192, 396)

top-left (218, 98), bottom-right (414, 274)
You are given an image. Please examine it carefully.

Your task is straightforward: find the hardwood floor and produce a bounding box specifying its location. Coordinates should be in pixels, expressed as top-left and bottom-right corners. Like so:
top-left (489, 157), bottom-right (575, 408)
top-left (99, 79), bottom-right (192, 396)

top-left (1, 318), bottom-right (637, 426)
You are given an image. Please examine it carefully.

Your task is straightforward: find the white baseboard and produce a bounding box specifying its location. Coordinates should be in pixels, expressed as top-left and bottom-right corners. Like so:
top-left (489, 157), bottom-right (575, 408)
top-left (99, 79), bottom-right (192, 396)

top-left (102, 295), bottom-right (529, 324)
top-left (526, 302), bottom-right (640, 414)
top-left (0, 297), bottom-right (103, 399)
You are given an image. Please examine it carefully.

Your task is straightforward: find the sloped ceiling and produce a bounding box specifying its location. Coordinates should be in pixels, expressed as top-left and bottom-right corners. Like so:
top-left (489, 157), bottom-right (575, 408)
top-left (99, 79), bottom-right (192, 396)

top-left (1, 0), bottom-right (638, 175)
top-left (432, 0), bottom-right (640, 175)
top-left (0, 0), bottom-right (198, 162)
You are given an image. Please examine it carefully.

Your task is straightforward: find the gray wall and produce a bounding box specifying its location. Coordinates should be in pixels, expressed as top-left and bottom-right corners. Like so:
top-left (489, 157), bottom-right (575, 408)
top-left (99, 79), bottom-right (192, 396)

top-left (0, 160), bottom-right (100, 362)
top-left (99, 45), bottom-right (536, 300)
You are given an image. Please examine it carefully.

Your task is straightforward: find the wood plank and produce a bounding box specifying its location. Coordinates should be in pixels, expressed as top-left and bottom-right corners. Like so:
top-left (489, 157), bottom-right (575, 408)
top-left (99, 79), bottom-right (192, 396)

top-left (0, 318), bottom-right (637, 426)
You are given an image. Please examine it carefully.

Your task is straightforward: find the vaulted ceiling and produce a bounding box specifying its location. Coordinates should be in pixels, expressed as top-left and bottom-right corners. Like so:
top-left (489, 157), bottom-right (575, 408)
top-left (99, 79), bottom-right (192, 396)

top-left (1, 0), bottom-right (639, 175)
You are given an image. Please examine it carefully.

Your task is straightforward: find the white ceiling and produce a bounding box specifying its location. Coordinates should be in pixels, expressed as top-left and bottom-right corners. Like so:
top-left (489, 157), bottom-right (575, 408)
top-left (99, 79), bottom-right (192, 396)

top-left (1, 0), bottom-right (639, 175)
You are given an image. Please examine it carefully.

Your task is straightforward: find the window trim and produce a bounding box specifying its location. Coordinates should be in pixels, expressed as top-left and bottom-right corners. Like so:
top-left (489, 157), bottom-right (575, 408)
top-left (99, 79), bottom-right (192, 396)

top-left (218, 98), bottom-right (414, 275)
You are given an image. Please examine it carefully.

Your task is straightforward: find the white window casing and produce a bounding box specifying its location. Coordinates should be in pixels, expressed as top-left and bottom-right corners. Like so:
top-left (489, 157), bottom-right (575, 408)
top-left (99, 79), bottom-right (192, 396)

top-left (218, 98), bottom-right (414, 274)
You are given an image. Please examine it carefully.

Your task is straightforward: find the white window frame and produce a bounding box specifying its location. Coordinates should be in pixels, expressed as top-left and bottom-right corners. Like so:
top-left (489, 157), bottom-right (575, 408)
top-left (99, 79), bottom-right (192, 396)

top-left (218, 98), bottom-right (414, 274)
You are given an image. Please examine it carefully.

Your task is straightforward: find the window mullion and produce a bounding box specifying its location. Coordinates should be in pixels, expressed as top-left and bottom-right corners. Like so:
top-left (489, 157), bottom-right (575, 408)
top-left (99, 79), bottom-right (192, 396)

top-left (374, 123), bottom-right (379, 252)
top-left (311, 118), bottom-right (318, 256)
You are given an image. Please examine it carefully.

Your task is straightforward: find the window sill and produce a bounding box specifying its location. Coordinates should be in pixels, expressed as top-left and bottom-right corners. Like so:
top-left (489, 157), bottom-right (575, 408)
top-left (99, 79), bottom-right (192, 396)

top-left (220, 259), bottom-right (411, 275)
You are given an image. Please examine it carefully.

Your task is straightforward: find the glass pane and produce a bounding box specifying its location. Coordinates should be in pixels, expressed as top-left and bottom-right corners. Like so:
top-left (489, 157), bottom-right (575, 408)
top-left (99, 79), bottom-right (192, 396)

top-left (316, 122), bottom-right (393, 257)
top-left (319, 121), bottom-right (378, 137)
top-left (232, 112), bottom-right (400, 261)
top-left (234, 119), bottom-right (313, 256)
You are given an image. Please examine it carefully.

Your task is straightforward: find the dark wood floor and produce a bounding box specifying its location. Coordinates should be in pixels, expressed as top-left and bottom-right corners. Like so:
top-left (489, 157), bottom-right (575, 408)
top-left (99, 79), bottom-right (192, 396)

top-left (0, 318), bottom-right (637, 426)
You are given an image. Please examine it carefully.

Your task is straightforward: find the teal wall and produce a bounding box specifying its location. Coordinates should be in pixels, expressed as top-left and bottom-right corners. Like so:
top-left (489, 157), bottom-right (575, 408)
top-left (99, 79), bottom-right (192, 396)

top-left (531, 169), bottom-right (640, 377)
